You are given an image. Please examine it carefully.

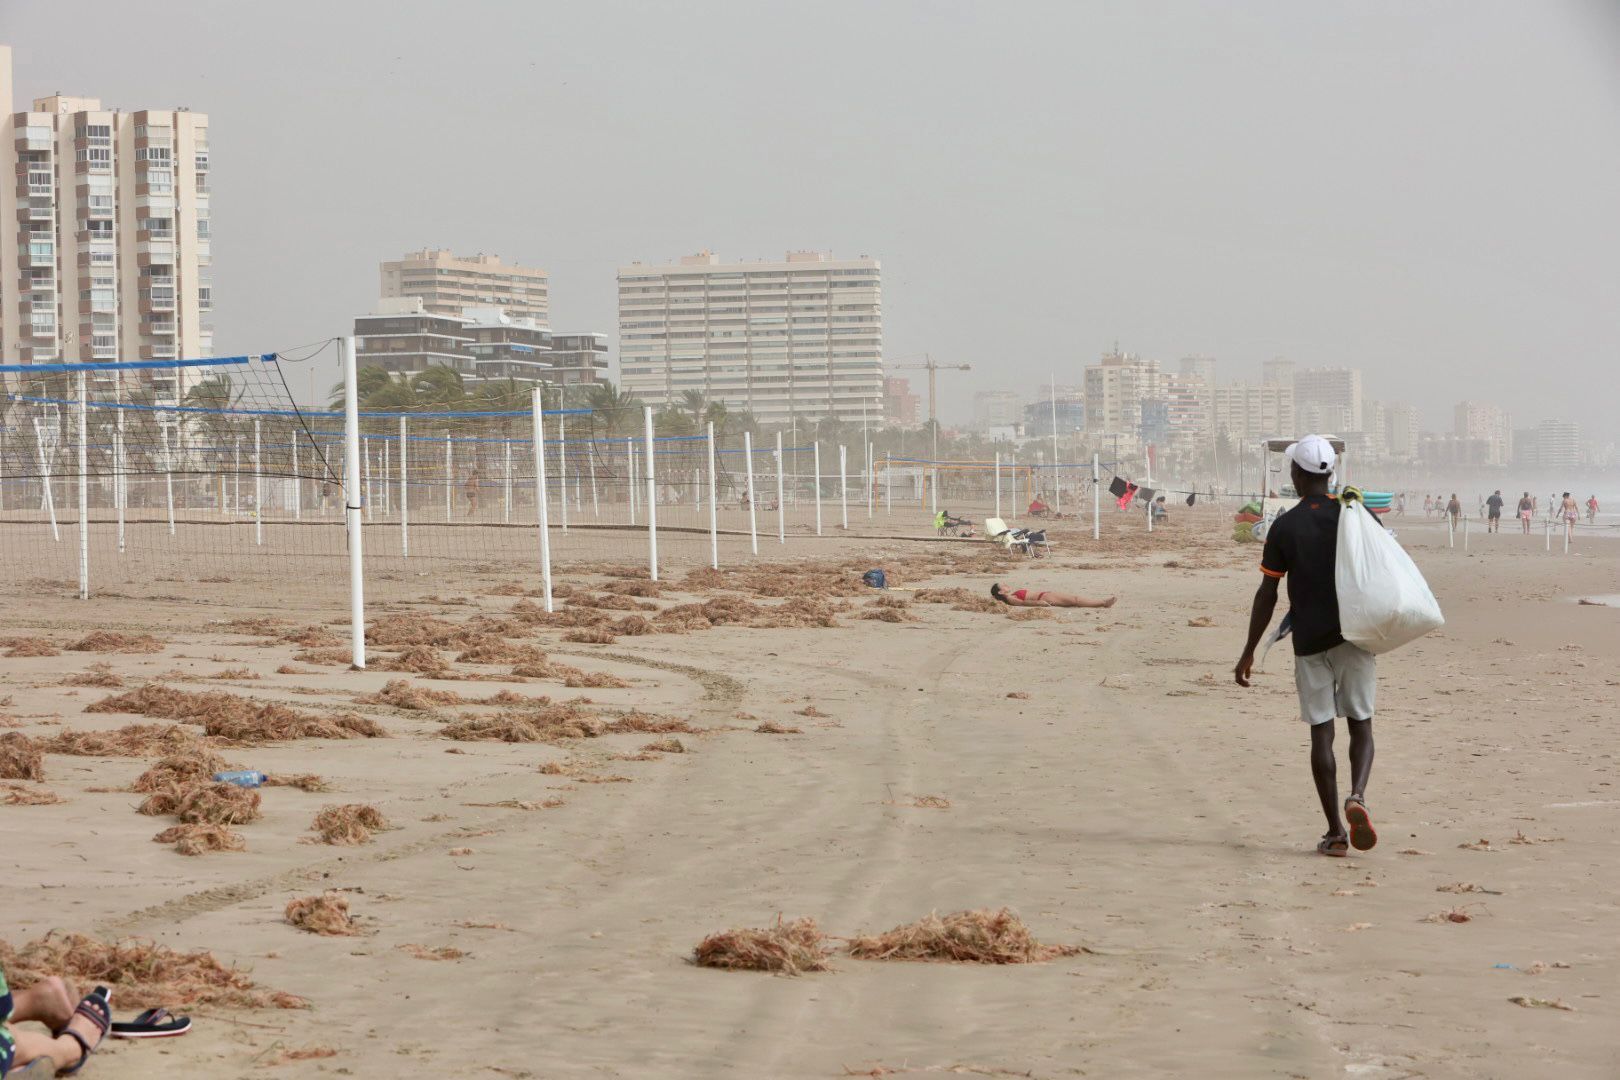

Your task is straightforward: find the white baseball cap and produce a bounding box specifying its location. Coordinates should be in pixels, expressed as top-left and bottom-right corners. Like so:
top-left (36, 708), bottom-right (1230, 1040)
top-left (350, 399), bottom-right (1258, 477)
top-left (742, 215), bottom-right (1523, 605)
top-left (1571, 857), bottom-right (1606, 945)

top-left (1285, 434), bottom-right (1337, 475)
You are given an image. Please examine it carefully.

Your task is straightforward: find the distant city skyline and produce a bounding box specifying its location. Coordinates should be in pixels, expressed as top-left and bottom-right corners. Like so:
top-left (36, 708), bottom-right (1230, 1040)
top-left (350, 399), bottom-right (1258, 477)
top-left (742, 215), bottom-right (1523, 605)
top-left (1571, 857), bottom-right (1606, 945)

top-left (4, 2), bottom-right (1617, 437)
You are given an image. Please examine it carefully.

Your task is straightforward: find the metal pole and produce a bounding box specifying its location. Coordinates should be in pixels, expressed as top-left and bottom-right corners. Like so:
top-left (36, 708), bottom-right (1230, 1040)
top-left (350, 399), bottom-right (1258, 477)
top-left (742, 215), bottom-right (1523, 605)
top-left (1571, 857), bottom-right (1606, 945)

top-left (502, 438), bottom-right (512, 524)
top-left (643, 405), bottom-right (658, 581)
top-left (744, 430), bottom-right (758, 555)
top-left (839, 444), bottom-right (848, 530)
top-left (291, 432), bottom-right (301, 520)
top-left (558, 416), bottom-right (568, 532)
top-left (253, 417), bottom-right (263, 545)
top-left (341, 336), bottom-right (366, 668)
top-left (589, 440), bottom-right (599, 520)
top-left (76, 372), bottom-right (88, 600)
top-left (885, 451), bottom-right (892, 515)
top-left (382, 440), bottom-right (390, 516)
top-left (628, 438), bottom-right (637, 526)
top-left (531, 388), bottom-right (554, 611)
top-left (775, 430), bottom-right (786, 544)
top-left (115, 408), bottom-right (126, 554)
top-left (399, 415), bottom-right (410, 557)
top-left (444, 430), bottom-right (453, 521)
top-left (1092, 452), bottom-right (1100, 540)
top-left (707, 421), bottom-right (719, 569)
top-left (994, 451), bottom-right (1002, 520)
top-left (813, 441), bottom-right (823, 536)
top-left (363, 440), bottom-right (373, 522)
top-left (866, 440), bottom-right (873, 520)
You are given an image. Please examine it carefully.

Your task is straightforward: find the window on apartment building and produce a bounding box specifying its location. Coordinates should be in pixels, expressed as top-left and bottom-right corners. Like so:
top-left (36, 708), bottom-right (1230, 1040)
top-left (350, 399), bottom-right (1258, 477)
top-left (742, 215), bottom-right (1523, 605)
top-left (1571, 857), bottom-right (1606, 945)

top-left (77, 124), bottom-right (111, 142)
top-left (144, 170), bottom-right (173, 193)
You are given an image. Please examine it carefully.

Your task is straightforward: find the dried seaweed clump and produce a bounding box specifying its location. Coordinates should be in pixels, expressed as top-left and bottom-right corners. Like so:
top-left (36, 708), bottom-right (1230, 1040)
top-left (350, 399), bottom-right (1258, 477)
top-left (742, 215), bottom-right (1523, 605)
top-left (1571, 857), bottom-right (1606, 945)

top-left (153, 823), bottom-right (247, 856)
top-left (3, 636), bottom-right (59, 657)
top-left (132, 750), bottom-right (230, 792)
top-left (139, 781), bottom-right (263, 826)
top-left (845, 908), bottom-right (1085, 964)
top-left (365, 614), bottom-right (463, 648)
top-left (441, 705), bottom-right (603, 743)
top-left (3, 783), bottom-right (63, 805)
top-left (912, 588), bottom-right (1003, 615)
top-left (0, 932), bottom-right (305, 1009)
top-left (64, 665), bottom-right (123, 688)
top-left (455, 637), bottom-right (547, 665)
top-left (308, 803), bottom-right (390, 845)
top-left (45, 723), bottom-right (204, 759)
top-left (562, 628), bottom-right (617, 645)
top-left (86, 685), bottom-right (385, 743)
top-left (603, 712), bottom-right (698, 735)
top-left (356, 679), bottom-right (464, 710)
top-left (284, 892), bottom-right (359, 936)
top-left (0, 732), bottom-right (44, 781)
top-left (370, 646), bottom-right (451, 675)
top-left (265, 773), bottom-right (330, 792)
top-left (67, 630), bottom-right (165, 654)
top-left (641, 738), bottom-right (685, 754)
top-left (861, 607), bottom-right (916, 623)
top-left (692, 917), bottom-right (831, 975)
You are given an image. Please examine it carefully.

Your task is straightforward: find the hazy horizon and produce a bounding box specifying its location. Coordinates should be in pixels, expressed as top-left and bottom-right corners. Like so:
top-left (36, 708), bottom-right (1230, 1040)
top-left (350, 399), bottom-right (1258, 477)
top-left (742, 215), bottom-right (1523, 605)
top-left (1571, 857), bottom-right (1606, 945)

top-left (5, 0), bottom-right (1617, 436)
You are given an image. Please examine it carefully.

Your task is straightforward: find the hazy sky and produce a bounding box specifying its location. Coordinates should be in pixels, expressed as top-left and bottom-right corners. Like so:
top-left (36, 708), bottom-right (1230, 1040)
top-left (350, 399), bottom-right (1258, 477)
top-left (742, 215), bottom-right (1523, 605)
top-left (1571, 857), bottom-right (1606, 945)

top-left (7, 1), bottom-right (1618, 433)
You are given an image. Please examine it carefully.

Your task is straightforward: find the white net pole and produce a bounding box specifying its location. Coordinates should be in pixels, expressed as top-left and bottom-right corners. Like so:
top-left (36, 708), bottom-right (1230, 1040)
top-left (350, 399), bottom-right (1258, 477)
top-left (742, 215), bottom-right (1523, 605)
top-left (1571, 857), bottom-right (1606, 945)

top-left (643, 405), bottom-right (658, 581)
top-left (839, 444), bottom-right (848, 530)
top-left (115, 407), bottom-right (126, 554)
top-left (775, 430), bottom-right (785, 544)
top-left (628, 438), bottom-right (637, 526)
top-left (444, 431), bottom-right (452, 521)
top-left (254, 417), bottom-right (264, 545)
top-left (814, 441), bottom-right (823, 536)
top-left (232, 437), bottom-right (241, 516)
top-left (76, 372), bottom-right (88, 600)
top-left (399, 415), bottom-right (410, 558)
top-left (342, 336), bottom-right (367, 669)
top-left (885, 451), bottom-right (892, 515)
top-left (531, 388), bottom-right (554, 612)
top-left (502, 438), bottom-right (512, 523)
top-left (589, 443), bottom-right (599, 520)
top-left (1092, 454), bottom-right (1100, 540)
top-left (558, 417), bottom-right (568, 532)
top-left (866, 440), bottom-right (873, 520)
top-left (382, 440), bottom-right (391, 516)
top-left (744, 430), bottom-right (758, 555)
top-left (706, 421), bottom-right (719, 569)
top-left (995, 451), bottom-right (1002, 520)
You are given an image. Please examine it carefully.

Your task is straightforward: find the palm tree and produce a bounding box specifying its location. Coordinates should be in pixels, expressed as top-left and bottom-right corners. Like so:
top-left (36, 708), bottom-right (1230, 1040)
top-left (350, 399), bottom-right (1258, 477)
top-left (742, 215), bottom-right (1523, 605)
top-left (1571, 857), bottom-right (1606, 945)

top-left (580, 381), bottom-right (644, 437)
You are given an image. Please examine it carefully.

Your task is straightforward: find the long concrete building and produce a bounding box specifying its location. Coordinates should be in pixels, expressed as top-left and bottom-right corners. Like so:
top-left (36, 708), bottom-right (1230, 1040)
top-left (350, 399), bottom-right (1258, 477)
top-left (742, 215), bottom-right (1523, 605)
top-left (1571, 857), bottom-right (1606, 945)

top-left (0, 45), bottom-right (211, 400)
top-left (617, 250), bottom-right (883, 424)
top-left (382, 249), bottom-right (549, 326)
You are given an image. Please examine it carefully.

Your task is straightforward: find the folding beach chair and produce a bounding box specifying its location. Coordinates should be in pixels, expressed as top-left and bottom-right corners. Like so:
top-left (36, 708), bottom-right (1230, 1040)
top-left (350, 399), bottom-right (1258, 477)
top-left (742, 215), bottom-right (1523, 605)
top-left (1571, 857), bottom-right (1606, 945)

top-left (985, 517), bottom-right (1032, 556)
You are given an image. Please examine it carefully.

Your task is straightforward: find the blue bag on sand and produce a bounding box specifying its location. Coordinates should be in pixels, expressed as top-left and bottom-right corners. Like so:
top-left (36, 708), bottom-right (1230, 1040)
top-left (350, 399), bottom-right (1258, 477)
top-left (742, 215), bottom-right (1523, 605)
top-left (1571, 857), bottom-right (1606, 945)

top-left (862, 569), bottom-right (887, 589)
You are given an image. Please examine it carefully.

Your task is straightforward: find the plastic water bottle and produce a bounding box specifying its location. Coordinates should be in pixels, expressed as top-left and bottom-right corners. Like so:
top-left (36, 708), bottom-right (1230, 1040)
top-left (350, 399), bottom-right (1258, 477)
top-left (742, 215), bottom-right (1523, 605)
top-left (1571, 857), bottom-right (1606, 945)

top-left (213, 770), bottom-right (266, 788)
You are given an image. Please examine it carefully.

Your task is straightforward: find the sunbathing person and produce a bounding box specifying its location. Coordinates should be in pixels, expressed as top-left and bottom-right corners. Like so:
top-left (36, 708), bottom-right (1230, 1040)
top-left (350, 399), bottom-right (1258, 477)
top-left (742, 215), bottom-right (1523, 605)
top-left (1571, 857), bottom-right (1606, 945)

top-left (3, 972), bottom-right (111, 1076)
top-left (990, 583), bottom-right (1115, 608)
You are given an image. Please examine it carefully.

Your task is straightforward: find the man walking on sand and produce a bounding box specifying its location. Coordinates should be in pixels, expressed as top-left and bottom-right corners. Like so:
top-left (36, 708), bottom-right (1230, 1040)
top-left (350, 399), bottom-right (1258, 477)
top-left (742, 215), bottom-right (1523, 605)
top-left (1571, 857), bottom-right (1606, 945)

top-left (1234, 435), bottom-right (1377, 858)
top-left (1486, 490), bottom-right (1504, 533)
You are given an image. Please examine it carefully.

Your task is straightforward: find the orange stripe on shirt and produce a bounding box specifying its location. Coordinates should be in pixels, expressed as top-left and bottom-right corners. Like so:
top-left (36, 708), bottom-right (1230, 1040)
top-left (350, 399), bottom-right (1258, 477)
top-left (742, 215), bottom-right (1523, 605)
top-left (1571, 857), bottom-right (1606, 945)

top-left (1259, 565), bottom-right (1285, 579)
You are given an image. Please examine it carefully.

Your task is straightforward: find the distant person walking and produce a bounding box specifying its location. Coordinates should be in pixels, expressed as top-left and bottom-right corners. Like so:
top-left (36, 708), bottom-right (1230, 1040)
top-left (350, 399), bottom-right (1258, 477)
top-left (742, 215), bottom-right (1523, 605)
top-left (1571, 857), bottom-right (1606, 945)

top-left (1485, 490), bottom-right (1504, 533)
top-left (1517, 492), bottom-right (1534, 534)
top-left (1423, 495), bottom-right (1433, 517)
top-left (1561, 492), bottom-right (1579, 541)
top-left (1235, 436), bottom-right (1379, 858)
top-left (1395, 492), bottom-right (1406, 516)
top-left (1446, 494), bottom-right (1461, 529)
top-left (1587, 494), bottom-right (1600, 524)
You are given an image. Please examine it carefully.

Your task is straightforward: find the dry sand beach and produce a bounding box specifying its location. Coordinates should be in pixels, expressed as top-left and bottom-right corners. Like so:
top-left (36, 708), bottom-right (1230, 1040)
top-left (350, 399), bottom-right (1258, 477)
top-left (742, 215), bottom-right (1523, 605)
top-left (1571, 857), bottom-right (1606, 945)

top-left (1, 510), bottom-right (1616, 1079)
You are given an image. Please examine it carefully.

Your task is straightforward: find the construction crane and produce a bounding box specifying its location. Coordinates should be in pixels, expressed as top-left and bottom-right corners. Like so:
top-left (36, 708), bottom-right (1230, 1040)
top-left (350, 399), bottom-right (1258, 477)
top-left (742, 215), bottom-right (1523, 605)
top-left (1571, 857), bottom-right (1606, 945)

top-left (891, 354), bottom-right (971, 461)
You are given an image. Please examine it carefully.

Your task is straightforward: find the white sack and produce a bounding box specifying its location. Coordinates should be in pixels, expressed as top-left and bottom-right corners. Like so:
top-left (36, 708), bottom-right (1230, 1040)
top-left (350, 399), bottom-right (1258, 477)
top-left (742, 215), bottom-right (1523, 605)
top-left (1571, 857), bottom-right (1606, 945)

top-left (1336, 498), bottom-right (1444, 654)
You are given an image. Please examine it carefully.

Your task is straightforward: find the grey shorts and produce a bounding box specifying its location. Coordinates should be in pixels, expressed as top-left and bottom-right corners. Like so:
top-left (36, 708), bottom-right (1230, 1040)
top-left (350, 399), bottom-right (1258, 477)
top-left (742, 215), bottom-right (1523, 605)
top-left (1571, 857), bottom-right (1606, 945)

top-left (1294, 641), bottom-right (1376, 725)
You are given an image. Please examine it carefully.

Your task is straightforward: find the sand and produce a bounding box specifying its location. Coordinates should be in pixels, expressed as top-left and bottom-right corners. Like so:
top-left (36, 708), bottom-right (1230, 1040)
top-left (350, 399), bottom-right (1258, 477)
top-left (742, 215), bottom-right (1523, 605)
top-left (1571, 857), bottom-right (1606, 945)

top-left (0, 506), bottom-right (1616, 1078)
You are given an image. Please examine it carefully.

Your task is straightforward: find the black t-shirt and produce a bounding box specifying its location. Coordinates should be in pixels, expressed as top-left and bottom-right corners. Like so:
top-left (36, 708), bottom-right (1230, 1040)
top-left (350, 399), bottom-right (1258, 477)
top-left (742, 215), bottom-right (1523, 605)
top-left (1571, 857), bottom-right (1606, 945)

top-left (1260, 496), bottom-right (1344, 657)
top-left (1486, 494), bottom-right (1504, 515)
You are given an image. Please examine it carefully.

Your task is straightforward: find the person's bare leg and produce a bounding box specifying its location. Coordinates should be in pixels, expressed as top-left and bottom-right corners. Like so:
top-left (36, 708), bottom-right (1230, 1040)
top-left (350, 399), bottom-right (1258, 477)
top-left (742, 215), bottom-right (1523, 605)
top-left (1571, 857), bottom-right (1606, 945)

top-left (1310, 721), bottom-right (1344, 839)
top-left (1346, 718), bottom-right (1373, 799)
top-left (1048, 593), bottom-right (1116, 608)
top-left (10, 1003), bottom-right (101, 1073)
top-left (9, 977), bottom-right (74, 1029)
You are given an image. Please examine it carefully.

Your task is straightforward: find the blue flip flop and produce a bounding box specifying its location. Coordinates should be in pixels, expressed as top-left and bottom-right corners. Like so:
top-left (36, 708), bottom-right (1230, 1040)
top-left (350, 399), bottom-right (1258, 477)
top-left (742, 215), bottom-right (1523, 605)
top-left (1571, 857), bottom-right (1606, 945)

top-left (112, 1007), bottom-right (192, 1039)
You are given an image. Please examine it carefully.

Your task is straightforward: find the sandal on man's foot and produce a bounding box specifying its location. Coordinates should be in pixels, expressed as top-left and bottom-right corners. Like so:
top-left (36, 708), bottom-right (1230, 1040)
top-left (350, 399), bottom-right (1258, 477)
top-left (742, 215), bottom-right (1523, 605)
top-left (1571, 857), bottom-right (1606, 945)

top-left (1344, 796), bottom-right (1378, 851)
top-left (58, 986), bottom-right (111, 1076)
top-left (1316, 834), bottom-right (1349, 857)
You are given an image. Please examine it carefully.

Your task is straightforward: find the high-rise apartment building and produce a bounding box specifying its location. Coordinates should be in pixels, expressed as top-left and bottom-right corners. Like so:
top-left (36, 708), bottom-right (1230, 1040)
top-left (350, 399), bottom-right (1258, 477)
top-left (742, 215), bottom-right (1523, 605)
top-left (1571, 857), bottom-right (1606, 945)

top-left (382, 249), bottom-right (549, 325)
top-left (1294, 367), bottom-right (1363, 433)
top-left (883, 376), bottom-right (920, 428)
top-left (0, 45), bottom-right (211, 400)
top-left (971, 389), bottom-right (1023, 430)
top-left (1211, 381), bottom-right (1295, 446)
top-left (1083, 349), bottom-right (1160, 435)
top-left (617, 250), bottom-right (882, 424)
top-left (1383, 403), bottom-right (1421, 461)
top-left (1262, 358), bottom-right (1295, 391)
top-left (1453, 400), bottom-right (1512, 466)
top-left (1534, 418), bottom-right (1581, 469)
